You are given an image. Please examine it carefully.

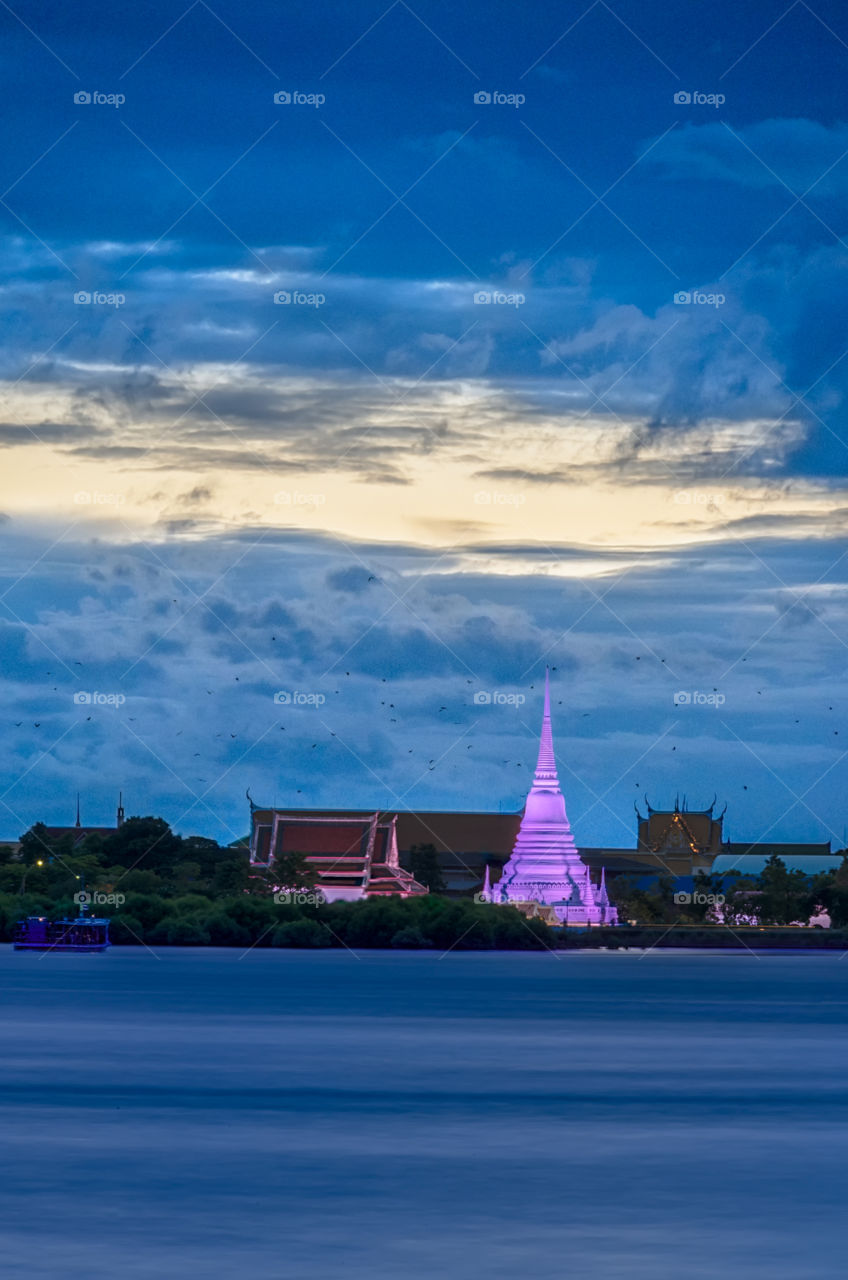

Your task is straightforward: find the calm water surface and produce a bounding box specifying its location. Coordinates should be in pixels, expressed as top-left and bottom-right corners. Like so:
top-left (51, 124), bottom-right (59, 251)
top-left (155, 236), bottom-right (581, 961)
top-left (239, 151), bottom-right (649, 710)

top-left (1, 948), bottom-right (845, 1279)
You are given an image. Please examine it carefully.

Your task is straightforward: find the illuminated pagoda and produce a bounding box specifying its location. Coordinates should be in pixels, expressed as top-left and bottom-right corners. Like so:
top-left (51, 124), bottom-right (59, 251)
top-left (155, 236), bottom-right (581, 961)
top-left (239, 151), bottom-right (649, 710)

top-left (490, 671), bottom-right (618, 925)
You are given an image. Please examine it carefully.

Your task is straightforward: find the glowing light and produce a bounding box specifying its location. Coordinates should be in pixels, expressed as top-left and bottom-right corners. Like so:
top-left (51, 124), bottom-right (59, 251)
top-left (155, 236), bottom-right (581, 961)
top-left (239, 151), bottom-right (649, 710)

top-left (493, 672), bottom-right (618, 926)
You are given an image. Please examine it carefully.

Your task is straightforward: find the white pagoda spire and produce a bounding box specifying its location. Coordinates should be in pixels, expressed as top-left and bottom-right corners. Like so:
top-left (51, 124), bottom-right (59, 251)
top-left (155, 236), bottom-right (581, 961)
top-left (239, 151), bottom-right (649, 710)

top-left (533, 669), bottom-right (558, 783)
top-left (493, 670), bottom-right (618, 926)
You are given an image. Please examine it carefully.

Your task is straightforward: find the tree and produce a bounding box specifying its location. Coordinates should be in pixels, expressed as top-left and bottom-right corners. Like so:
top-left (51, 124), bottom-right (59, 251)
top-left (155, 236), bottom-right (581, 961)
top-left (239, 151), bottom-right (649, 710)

top-left (14, 823), bottom-right (57, 893)
top-left (409, 843), bottom-right (446, 893)
top-left (265, 849), bottom-right (317, 893)
top-left (757, 855), bottom-right (814, 925)
top-left (212, 856), bottom-right (252, 896)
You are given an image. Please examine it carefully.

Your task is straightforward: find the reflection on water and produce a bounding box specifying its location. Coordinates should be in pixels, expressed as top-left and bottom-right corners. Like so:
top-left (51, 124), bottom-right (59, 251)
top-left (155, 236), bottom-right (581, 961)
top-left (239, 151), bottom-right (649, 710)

top-left (1, 948), bottom-right (845, 1279)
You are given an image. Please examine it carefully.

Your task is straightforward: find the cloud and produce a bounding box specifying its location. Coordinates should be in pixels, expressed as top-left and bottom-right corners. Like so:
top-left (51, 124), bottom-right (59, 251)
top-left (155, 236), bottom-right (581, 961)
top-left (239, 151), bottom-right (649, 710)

top-left (645, 119), bottom-right (848, 194)
top-left (326, 566), bottom-right (378, 593)
top-left (0, 522), bottom-right (846, 848)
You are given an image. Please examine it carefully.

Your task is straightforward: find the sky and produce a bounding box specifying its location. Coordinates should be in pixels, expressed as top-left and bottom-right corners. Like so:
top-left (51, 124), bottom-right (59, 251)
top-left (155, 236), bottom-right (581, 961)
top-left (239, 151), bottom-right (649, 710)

top-left (1, 0), bottom-right (847, 850)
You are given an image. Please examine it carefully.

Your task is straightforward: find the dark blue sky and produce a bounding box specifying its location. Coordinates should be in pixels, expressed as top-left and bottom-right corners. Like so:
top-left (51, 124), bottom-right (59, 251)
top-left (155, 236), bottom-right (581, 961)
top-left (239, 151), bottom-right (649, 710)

top-left (1, 0), bottom-right (847, 849)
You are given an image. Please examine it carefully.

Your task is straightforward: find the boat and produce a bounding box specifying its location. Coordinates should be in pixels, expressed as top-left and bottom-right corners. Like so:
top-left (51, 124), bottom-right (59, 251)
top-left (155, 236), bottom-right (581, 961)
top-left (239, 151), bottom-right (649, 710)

top-left (13, 901), bottom-right (111, 952)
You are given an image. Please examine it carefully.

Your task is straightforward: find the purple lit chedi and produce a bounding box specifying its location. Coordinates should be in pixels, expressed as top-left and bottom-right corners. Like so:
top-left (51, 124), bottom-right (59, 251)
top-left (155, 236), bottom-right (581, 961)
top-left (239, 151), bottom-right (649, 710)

top-left (491, 672), bottom-right (618, 925)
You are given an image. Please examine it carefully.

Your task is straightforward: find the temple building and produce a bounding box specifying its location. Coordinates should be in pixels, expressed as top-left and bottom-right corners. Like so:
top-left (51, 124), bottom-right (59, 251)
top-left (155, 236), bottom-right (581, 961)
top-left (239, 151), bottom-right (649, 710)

top-left (487, 671), bottom-right (618, 925)
top-left (633, 796), bottom-right (727, 876)
top-left (247, 802), bottom-right (428, 901)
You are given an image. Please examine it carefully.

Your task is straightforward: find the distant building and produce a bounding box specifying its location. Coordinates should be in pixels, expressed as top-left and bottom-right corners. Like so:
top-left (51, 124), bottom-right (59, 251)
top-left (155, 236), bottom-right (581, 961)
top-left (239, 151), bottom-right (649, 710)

top-left (247, 801), bottom-right (428, 902)
top-left (240, 738), bottom-right (834, 897)
top-left (39, 794), bottom-right (126, 850)
top-left (241, 799), bottom-right (834, 896)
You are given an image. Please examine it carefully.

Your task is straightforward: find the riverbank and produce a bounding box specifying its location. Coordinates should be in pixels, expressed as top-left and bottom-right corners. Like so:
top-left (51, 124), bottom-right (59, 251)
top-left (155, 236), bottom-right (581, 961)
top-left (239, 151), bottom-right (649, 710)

top-left (3, 892), bottom-right (845, 950)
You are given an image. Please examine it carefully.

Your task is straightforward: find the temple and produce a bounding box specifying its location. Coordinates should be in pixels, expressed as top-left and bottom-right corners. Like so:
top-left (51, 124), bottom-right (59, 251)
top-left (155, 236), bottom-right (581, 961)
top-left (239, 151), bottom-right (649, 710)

top-left (489, 671), bottom-right (618, 925)
top-left (248, 805), bottom-right (428, 902)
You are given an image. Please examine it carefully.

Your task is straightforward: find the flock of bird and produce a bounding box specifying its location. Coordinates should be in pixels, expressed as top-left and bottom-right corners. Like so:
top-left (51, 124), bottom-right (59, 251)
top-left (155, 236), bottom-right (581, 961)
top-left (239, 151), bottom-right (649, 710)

top-left (12, 660), bottom-right (843, 790)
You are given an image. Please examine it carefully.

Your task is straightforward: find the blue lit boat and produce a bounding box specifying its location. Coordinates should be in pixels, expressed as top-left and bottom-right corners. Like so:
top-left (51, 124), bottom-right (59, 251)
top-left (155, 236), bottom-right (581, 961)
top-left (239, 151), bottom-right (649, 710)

top-left (13, 903), bottom-right (111, 952)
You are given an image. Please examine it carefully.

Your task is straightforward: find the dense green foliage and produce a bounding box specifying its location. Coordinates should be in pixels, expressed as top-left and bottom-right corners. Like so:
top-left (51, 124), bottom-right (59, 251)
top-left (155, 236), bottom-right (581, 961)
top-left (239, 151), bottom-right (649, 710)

top-left (608, 856), bottom-right (848, 927)
top-left (0, 889), bottom-right (552, 950)
top-left (0, 816), bottom-right (551, 949)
